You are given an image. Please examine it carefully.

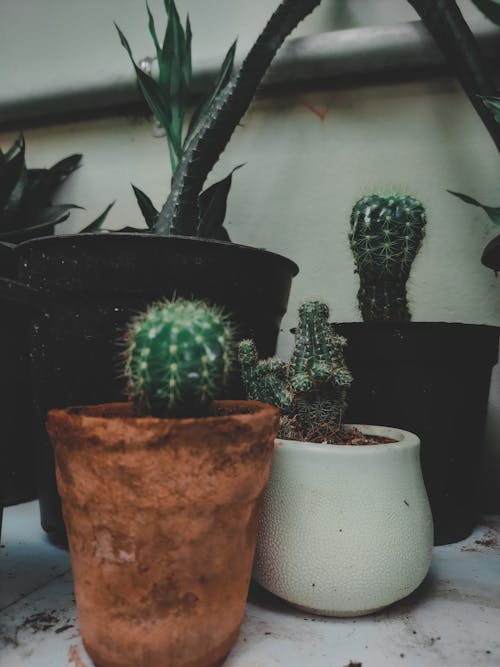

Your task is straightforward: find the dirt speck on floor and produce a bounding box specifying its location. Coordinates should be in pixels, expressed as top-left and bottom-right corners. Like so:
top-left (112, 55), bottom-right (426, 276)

top-left (345, 662), bottom-right (362, 667)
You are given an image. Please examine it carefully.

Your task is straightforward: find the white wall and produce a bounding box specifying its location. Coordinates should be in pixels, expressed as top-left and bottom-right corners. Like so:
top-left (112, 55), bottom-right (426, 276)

top-left (1, 0), bottom-right (499, 506)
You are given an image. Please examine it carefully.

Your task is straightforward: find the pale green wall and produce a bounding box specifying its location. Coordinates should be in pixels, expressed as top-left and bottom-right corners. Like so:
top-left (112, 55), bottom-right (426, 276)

top-left (1, 0), bottom-right (499, 506)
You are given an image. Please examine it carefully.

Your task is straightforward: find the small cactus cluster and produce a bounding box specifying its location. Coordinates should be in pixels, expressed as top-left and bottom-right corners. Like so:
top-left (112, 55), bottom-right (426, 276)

top-left (124, 300), bottom-right (233, 418)
top-left (349, 193), bottom-right (427, 321)
top-left (239, 301), bottom-right (352, 441)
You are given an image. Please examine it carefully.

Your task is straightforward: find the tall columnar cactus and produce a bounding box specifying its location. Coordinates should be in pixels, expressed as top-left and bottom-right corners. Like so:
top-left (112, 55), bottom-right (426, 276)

top-left (349, 193), bottom-right (427, 322)
top-left (239, 301), bottom-right (352, 441)
top-left (124, 300), bottom-right (233, 418)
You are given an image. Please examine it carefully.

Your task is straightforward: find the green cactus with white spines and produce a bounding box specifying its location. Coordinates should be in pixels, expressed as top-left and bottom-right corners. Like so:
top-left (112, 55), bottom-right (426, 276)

top-left (124, 300), bottom-right (232, 418)
top-left (239, 301), bottom-right (352, 440)
top-left (349, 193), bottom-right (427, 321)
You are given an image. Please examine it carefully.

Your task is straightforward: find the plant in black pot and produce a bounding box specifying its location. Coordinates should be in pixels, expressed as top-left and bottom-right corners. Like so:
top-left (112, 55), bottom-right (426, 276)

top-left (337, 191), bottom-right (498, 545)
top-left (0, 134), bottom-right (112, 526)
top-left (16, 0), bottom-right (323, 544)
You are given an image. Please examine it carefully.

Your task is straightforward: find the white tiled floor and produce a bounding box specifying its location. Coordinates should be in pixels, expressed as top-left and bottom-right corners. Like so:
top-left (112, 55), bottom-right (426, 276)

top-left (1, 501), bottom-right (500, 667)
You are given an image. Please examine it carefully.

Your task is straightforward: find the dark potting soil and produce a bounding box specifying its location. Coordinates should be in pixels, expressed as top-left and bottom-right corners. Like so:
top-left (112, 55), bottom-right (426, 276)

top-left (288, 421), bottom-right (395, 446)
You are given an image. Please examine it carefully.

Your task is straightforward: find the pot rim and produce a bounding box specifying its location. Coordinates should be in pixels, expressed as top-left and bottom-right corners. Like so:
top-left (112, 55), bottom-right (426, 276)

top-left (48, 399), bottom-right (277, 426)
top-left (15, 233), bottom-right (299, 276)
top-left (275, 423), bottom-right (419, 453)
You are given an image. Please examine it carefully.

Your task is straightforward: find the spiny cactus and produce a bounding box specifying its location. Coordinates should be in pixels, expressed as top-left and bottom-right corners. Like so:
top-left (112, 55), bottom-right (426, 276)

top-left (124, 300), bottom-right (233, 418)
top-left (239, 301), bottom-right (352, 441)
top-left (349, 193), bottom-right (427, 321)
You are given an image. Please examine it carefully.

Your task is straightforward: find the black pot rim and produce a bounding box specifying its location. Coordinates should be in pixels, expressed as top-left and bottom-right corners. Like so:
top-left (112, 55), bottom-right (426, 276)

top-left (15, 232), bottom-right (299, 276)
top-left (336, 321), bottom-right (499, 332)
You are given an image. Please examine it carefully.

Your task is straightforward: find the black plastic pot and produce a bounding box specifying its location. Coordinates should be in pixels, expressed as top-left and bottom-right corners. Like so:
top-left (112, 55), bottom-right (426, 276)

top-left (15, 233), bottom-right (298, 545)
top-left (0, 277), bottom-right (41, 513)
top-left (337, 322), bottom-right (499, 545)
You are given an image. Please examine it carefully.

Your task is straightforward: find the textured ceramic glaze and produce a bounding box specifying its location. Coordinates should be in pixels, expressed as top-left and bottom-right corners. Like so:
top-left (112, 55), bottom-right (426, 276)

top-left (253, 425), bottom-right (433, 616)
top-left (47, 400), bottom-right (279, 667)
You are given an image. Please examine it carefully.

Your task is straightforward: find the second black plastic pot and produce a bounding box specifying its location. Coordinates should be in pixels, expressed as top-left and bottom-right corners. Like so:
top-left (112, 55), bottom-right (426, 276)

top-left (337, 321), bottom-right (499, 545)
top-left (16, 233), bottom-right (299, 545)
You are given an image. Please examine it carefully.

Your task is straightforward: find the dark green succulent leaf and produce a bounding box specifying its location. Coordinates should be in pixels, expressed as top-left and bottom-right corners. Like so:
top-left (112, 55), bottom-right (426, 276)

top-left (0, 205), bottom-right (82, 240)
top-left (24, 154), bottom-right (82, 210)
top-left (161, 0), bottom-right (189, 156)
top-left (471, 0), bottom-right (500, 25)
top-left (1, 166), bottom-right (28, 226)
top-left (79, 201), bottom-right (115, 233)
top-left (47, 153), bottom-right (82, 182)
top-left (482, 96), bottom-right (500, 123)
top-left (184, 16), bottom-right (192, 88)
top-left (448, 189), bottom-right (500, 225)
top-left (115, 23), bottom-right (174, 139)
top-left (408, 0), bottom-right (500, 152)
top-left (113, 225), bottom-right (151, 233)
top-left (185, 40), bottom-right (237, 145)
top-left (132, 185), bottom-right (159, 229)
top-left (0, 134), bottom-right (26, 212)
top-left (197, 165), bottom-right (243, 240)
top-left (146, 2), bottom-right (161, 59)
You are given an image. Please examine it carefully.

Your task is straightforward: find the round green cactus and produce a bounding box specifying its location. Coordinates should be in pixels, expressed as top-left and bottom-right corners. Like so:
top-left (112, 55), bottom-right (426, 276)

top-left (349, 193), bottom-right (427, 321)
top-left (124, 300), bottom-right (233, 418)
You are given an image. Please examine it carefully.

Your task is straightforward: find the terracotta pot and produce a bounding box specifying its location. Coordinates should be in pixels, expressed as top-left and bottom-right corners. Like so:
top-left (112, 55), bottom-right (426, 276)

top-left (46, 400), bottom-right (279, 667)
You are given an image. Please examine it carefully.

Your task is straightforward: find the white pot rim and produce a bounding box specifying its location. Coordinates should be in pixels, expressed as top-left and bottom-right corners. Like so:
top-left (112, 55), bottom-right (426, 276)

top-left (275, 423), bottom-right (419, 453)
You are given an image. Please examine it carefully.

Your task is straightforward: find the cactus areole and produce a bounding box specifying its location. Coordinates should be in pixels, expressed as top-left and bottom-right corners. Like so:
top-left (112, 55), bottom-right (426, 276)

top-left (349, 193), bottom-right (427, 322)
top-left (124, 300), bottom-right (233, 418)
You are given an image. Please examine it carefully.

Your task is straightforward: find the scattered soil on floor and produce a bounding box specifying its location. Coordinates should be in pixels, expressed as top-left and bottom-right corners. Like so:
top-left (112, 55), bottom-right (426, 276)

top-left (461, 530), bottom-right (498, 552)
top-left (19, 611), bottom-right (60, 633)
top-left (344, 661), bottom-right (362, 667)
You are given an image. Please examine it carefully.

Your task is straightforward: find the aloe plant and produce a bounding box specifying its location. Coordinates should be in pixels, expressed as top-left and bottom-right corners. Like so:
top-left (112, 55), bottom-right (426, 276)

top-left (0, 134), bottom-right (113, 243)
top-left (118, 0), bottom-right (322, 240)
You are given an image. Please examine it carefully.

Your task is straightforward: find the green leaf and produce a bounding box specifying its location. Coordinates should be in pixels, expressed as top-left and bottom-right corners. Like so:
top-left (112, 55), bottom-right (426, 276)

top-left (471, 0), bottom-right (500, 25)
top-left (0, 204), bottom-right (83, 240)
top-left (146, 2), bottom-right (161, 59)
top-left (79, 202), bottom-right (115, 233)
top-left (132, 185), bottom-right (159, 229)
top-left (115, 23), bottom-right (173, 138)
top-left (482, 96), bottom-right (500, 123)
top-left (185, 40), bottom-right (237, 145)
top-left (113, 225), bottom-right (150, 233)
top-left (448, 189), bottom-right (500, 225)
top-left (24, 153), bottom-right (82, 210)
top-left (197, 165), bottom-right (243, 240)
top-left (0, 134), bottom-right (26, 212)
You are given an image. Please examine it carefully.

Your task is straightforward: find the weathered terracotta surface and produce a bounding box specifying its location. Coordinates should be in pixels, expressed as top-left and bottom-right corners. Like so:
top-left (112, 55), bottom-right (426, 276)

top-left (46, 400), bottom-right (279, 667)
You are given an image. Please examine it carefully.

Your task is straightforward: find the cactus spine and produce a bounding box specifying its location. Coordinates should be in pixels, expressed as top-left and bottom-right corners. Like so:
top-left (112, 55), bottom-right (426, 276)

top-left (349, 193), bottom-right (427, 321)
top-left (124, 300), bottom-right (232, 418)
top-left (239, 301), bottom-right (352, 441)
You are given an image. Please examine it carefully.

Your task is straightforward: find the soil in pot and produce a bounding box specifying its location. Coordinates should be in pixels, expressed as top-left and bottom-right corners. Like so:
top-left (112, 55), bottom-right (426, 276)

top-left (46, 399), bottom-right (279, 667)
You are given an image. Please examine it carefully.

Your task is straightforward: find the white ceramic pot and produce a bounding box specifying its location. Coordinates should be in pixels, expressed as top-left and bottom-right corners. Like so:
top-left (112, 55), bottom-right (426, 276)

top-left (253, 424), bottom-right (433, 617)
